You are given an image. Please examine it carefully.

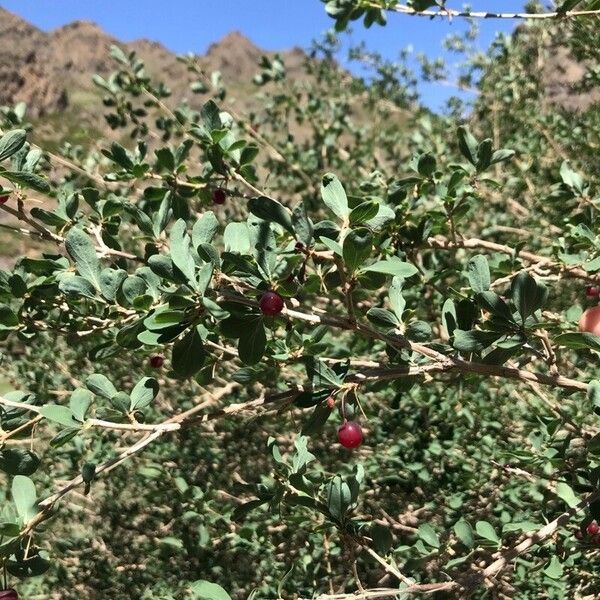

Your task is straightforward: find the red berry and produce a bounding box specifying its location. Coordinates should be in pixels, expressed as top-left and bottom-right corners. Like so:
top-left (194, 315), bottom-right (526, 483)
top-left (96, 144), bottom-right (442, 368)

top-left (326, 397), bottom-right (335, 409)
top-left (575, 530), bottom-right (584, 540)
top-left (0, 195), bottom-right (9, 205)
top-left (212, 188), bottom-right (227, 205)
top-left (586, 285), bottom-right (600, 299)
top-left (0, 590), bottom-right (18, 600)
top-left (587, 521), bottom-right (599, 536)
top-left (149, 355), bottom-right (164, 369)
top-left (259, 291), bottom-right (284, 316)
top-left (337, 421), bottom-right (363, 449)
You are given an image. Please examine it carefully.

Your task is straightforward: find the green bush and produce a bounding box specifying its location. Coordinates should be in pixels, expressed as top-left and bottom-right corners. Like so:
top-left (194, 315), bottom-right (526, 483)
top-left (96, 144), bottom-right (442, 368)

top-left (0, 2), bottom-right (600, 598)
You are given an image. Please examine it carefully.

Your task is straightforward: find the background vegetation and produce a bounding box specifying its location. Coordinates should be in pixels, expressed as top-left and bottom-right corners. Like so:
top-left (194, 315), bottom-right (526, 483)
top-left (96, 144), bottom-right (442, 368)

top-left (0, 1), bottom-right (600, 598)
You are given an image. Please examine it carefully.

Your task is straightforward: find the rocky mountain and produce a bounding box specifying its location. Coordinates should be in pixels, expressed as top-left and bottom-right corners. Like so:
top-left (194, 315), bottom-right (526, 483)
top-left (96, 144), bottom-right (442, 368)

top-left (0, 7), bottom-right (307, 132)
top-left (0, 7), bottom-right (597, 141)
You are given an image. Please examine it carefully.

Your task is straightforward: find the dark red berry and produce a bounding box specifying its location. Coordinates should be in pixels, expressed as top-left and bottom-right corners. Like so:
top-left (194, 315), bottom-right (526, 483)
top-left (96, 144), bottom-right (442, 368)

top-left (149, 355), bottom-right (164, 369)
top-left (212, 188), bottom-right (227, 205)
top-left (337, 421), bottom-right (363, 449)
top-left (0, 195), bottom-right (9, 205)
top-left (0, 590), bottom-right (18, 600)
top-left (587, 521), bottom-right (599, 536)
top-left (294, 241), bottom-right (305, 252)
top-left (575, 530), bottom-right (584, 540)
top-left (586, 285), bottom-right (600, 299)
top-left (259, 291), bottom-right (284, 316)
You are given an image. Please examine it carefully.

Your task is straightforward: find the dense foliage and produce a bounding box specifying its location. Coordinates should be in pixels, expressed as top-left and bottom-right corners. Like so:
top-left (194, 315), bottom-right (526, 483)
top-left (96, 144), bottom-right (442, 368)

top-left (0, 2), bottom-right (599, 598)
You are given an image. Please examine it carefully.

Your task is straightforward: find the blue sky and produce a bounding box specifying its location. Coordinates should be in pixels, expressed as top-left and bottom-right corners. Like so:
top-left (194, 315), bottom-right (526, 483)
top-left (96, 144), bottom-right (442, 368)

top-left (1, 0), bottom-right (526, 111)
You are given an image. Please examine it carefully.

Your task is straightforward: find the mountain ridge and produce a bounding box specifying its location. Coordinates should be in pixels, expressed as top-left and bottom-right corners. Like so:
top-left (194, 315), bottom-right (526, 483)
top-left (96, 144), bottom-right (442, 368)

top-left (0, 7), bottom-right (304, 120)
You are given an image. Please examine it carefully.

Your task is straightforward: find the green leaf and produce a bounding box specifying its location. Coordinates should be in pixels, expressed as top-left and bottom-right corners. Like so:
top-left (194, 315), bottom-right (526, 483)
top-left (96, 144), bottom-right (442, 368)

top-left (301, 403), bottom-right (333, 436)
top-left (475, 521), bottom-right (500, 544)
top-left (466, 255), bottom-right (490, 293)
top-left (12, 475), bottom-right (37, 523)
top-left (476, 139), bottom-right (493, 171)
top-left (457, 126), bottom-right (479, 166)
top-left (389, 276), bottom-right (406, 323)
top-left (476, 291), bottom-right (514, 322)
top-left (366, 308), bottom-right (399, 328)
top-left (170, 219), bottom-right (197, 287)
top-left (0, 304), bottom-right (18, 329)
top-left (453, 329), bottom-right (500, 353)
top-left (363, 258), bottom-right (418, 278)
top-left (238, 318), bottom-right (267, 366)
top-left (406, 320), bottom-right (432, 342)
top-left (0, 449), bottom-right (40, 476)
top-left (152, 190), bottom-right (173, 238)
top-left (99, 268), bottom-right (127, 302)
top-left (490, 148), bottom-right (515, 165)
top-left (292, 202), bottom-right (313, 245)
top-left (0, 129), bottom-right (26, 162)
top-left (371, 523), bottom-right (393, 554)
top-left (554, 332), bottom-right (600, 351)
top-left (453, 519), bottom-right (474, 548)
top-left (144, 308), bottom-right (185, 331)
top-left (224, 223), bottom-right (251, 254)
top-left (188, 581), bottom-right (232, 600)
top-left (321, 173), bottom-right (349, 220)
top-left (418, 523), bottom-right (440, 548)
top-left (511, 271), bottom-right (547, 322)
top-left (319, 236), bottom-right (342, 256)
top-left (58, 274), bottom-right (97, 299)
top-left (2, 170), bottom-right (51, 193)
top-left (130, 377), bottom-right (159, 410)
top-left (343, 228), bottom-right (373, 272)
top-left (349, 201), bottom-right (379, 225)
top-left (556, 482), bottom-right (579, 508)
top-left (248, 196), bottom-right (294, 234)
top-left (417, 152), bottom-right (436, 177)
top-left (544, 556), bottom-right (564, 579)
top-left (326, 475), bottom-right (352, 521)
top-left (65, 228), bottom-right (102, 290)
top-left (69, 389), bottom-right (93, 422)
top-left (38, 404), bottom-right (81, 428)
top-left (85, 374), bottom-right (118, 400)
top-left (560, 160), bottom-right (584, 194)
top-left (192, 211), bottom-right (219, 247)
top-left (172, 326), bottom-right (206, 378)
top-left (588, 380), bottom-right (600, 412)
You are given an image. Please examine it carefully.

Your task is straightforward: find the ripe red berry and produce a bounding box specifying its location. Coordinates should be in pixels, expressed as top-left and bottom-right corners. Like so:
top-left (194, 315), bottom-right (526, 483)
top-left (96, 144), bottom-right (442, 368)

top-left (0, 195), bottom-right (9, 205)
top-left (337, 421), bottom-right (363, 449)
top-left (586, 285), bottom-right (600, 299)
top-left (212, 188), bottom-right (227, 205)
top-left (0, 590), bottom-right (18, 600)
top-left (575, 530), bottom-right (584, 540)
top-left (587, 521), bottom-right (599, 536)
top-left (149, 355), bottom-right (164, 369)
top-left (259, 291), bottom-right (284, 316)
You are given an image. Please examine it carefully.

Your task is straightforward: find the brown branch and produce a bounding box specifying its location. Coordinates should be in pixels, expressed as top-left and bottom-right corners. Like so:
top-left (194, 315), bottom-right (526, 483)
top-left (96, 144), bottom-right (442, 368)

top-left (383, 2), bottom-right (600, 20)
top-left (427, 236), bottom-right (597, 283)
